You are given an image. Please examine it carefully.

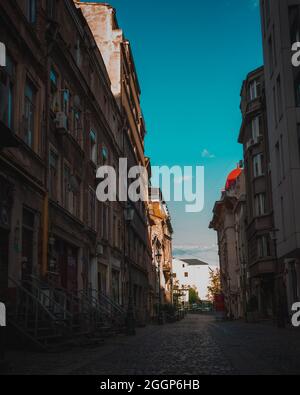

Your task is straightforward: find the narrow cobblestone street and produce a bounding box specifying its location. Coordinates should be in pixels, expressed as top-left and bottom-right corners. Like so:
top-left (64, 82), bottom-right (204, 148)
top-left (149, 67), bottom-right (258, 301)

top-left (4, 315), bottom-right (300, 375)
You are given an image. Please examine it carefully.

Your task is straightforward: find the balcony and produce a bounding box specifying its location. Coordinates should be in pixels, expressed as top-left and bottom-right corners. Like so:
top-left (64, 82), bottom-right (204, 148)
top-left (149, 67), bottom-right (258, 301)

top-left (246, 96), bottom-right (263, 115)
top-left (248, 258), bottom-right (276, 278)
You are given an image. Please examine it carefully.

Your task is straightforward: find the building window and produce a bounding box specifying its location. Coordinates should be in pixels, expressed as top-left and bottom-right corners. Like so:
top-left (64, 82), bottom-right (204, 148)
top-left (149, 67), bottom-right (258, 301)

top-left (73, 105), bottom-right (82, 143)
top-left (49, 149), bottom-right (59, 201)
top-left (102, 146), bottom-right (108, 164)
top-left (50, 68), bottom-right (58, 91)
top-left (257, 235), bottom-right (271, 258)
top-left (61, 89), bottom-right (70, 118)
top-left (253, 154), bottom-right (264, 178)
top-left (25, 0), bottom-right (36, 24)
top-left (72, 177), bottom-right (81, 219)
top-left (265, 0), bottom-right (270, 26)
top-left (255, 193), bottom-right (266, 217)
top-left (249, 79), bottom-right (261, 101)
top-left (88, 187), bottom-right (96, 230)
top-left (289, 5), bottom-right (300, 45)
top-left (0, 54), bottom-right (14, 129)
top-left (184, 272), bottom-right (188, 278)
top-left (50, 67), bottom-right (59, 112)
top-left (251, 116), bottom-right (261, 139)
top-left (46, 0), bottom-right (56, 20)
top-left (24, 80), bottom-right (36, 148)
top-left (294, 71), bottom-right (300, 107)
top-left (89, 130), bottom-right (97, 163)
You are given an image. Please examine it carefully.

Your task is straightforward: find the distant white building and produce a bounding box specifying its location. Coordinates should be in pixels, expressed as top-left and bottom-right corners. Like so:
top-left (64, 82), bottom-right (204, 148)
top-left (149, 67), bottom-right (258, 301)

top-left (172, 258), bottom-right (216, 303)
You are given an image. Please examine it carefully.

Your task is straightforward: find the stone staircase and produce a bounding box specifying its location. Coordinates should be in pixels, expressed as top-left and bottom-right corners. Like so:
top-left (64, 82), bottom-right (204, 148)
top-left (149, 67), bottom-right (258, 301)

top-left (6, 276), bottom-right (126, 351)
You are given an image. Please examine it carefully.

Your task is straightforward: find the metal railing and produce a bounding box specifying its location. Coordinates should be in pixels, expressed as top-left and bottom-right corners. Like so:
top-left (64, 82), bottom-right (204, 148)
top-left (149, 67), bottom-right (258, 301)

top-left (6, 275), bottom-right (127, 349)
top-left (7, 276), bottom-right (64, 349)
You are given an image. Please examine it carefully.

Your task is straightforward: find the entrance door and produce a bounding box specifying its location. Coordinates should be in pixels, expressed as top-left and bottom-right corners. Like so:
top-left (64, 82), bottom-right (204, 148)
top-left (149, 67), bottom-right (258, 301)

top-left (0, 229), bottom-right (9, 300)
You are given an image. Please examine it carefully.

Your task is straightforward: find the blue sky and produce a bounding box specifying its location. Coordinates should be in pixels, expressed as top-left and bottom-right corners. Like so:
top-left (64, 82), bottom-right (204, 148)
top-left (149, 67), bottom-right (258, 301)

top-left (84, 0), bottom-right (263, 264)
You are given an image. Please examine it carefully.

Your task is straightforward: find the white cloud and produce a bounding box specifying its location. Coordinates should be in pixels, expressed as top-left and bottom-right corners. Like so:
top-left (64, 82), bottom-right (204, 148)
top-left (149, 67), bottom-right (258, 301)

top-left (201, 149), bottom-right (215, 159)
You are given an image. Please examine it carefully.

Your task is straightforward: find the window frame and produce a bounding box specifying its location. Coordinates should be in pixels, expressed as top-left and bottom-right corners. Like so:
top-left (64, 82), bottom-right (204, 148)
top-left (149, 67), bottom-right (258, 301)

top-left (253, 153), bottom-right (264, 178)
top-left (23, 78), bottom-right (37, 148)
top-left (49, 146), bottom-right (60, 202)
top-left (0, 53), bottom-right (15, 129)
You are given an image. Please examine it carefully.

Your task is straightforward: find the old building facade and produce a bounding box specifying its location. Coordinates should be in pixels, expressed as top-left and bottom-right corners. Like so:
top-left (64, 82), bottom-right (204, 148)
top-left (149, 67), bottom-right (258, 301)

top-left (0, 0), bottom-right (47, 304)
top-left (0, 0), bottom-right (130, 344)
top-left (260, 0), bottom-right (300, 318)
top-left (210, 167), bottom-right (246, 319)
top-left (238, 67), bottom-right (276, 319)
top-left (148, 188), bottom-right (173, 320)
top-left (0, 0), bottom-right (173, 348)
top-left (75, 2), bottom-right (153, 326)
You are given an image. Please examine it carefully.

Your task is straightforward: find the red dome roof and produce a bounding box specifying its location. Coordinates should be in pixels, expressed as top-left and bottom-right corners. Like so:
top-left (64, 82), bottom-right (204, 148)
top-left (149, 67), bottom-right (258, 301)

top-left (225, 168), bottom-right (242, 190)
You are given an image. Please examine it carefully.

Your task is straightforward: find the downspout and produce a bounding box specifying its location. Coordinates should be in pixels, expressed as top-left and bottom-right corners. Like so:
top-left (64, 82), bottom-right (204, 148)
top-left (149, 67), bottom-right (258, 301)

top-left (41, 38), bottom-right (52, 279)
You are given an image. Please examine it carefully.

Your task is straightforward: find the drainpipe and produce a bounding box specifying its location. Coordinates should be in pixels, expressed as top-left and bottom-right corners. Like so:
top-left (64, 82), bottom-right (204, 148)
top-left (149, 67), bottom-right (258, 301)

top-left (41, 41), bottom-right (51, 279)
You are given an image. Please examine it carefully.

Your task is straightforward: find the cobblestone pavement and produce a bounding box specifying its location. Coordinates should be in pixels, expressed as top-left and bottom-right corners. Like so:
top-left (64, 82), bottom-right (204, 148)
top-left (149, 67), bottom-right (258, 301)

top-left (3, 314), bottom-right (300, 375)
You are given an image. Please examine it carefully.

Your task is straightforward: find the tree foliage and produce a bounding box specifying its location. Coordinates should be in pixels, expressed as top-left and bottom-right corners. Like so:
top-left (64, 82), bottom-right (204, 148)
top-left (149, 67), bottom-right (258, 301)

top-left (189, 286), bottom-right (200, 304)
top-left (206, 268), bottom-right (221, 301)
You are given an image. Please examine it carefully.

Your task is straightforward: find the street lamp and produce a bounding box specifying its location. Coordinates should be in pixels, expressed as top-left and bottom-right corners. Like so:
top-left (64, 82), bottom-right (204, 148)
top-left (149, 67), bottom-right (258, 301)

top-left (124, 203), bottom-right (136, 336)
top-left (156, 250), bottom-right (164, 325)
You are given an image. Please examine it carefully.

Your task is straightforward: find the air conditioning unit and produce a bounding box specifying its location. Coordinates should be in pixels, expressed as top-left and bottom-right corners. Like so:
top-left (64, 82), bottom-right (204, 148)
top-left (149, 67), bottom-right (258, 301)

top-left (54, 112), bottom-right (68, 134)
